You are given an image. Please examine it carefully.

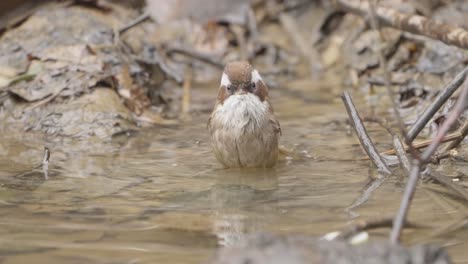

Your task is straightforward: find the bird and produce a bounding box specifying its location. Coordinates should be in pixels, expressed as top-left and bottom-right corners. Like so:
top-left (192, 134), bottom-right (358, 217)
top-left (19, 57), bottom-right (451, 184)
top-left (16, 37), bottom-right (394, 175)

top-left (208, 61), bottom-right (281, 168)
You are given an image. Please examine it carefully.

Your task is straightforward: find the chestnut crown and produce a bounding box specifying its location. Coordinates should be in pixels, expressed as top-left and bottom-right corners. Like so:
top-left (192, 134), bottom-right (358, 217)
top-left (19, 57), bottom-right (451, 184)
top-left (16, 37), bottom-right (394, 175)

top-left (218, 61), bottom-right (268, 103)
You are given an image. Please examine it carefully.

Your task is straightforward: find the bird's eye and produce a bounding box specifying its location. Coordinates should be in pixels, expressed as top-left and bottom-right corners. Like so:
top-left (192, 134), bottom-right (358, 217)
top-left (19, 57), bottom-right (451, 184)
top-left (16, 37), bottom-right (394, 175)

top-left (226, 85), bottom-right (232, 92)
top-left (250, 82), bottom-right (256, 91)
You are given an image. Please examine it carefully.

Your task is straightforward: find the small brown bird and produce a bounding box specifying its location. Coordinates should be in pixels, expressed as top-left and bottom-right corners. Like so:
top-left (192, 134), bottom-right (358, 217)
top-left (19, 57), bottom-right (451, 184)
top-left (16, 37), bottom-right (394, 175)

top-left (208, 61), bottom-right (281, 168)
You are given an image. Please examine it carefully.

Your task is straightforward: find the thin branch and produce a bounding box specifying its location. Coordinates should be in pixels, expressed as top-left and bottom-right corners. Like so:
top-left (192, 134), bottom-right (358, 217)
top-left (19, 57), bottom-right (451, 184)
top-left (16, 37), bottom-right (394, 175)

top-left (407, 67), bottom-right (468, 142)
top-left (390, 159), bottom-right (421, 243)
top-left (119, 12), bottom-right (151, 34)
top-left (165, 45), bottom-right (224, 69)
top-left (392, 135), bottom-right (411, 173)
top-left (380, 132), bottom-right (462, 156)
top-left (339, 217), bottom-right (423, 240)
top-left (342, 91), bottom-right (391, 175)
top-left (421, 80), bottom-right (468, 162)
top-left (346, 174), bottom-right (387, 213)
top-left (442, 121), bottom-right (468, 152)
top-left (333, 0), bottom-right (468, 49)
top-left (390, 79), bottom-right (468, 243)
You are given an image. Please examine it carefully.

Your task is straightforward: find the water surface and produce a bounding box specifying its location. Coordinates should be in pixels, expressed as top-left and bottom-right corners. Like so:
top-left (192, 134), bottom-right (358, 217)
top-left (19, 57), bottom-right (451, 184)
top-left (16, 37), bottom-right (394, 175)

top-left (0, 79), bottom-right (466, 263)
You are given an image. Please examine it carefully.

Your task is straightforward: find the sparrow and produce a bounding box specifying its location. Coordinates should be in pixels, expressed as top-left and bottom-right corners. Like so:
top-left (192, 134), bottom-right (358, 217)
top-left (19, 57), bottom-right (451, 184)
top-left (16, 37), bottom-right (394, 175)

top-left (208, 61), bottom-right (281, 168)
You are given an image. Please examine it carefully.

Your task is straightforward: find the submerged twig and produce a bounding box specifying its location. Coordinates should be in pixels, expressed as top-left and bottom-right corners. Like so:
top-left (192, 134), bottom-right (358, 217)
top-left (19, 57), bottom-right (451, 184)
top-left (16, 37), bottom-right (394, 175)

top-left (342, 91), bottom-right (391, 175)
top-left (42, 147), bottom-right (50, 180)
top-left (429, 172), bottom-right (468, 202)
top-left (338, 217), bottom-right (422, 240)
top-left (346, 174), bottom-right (387, 214)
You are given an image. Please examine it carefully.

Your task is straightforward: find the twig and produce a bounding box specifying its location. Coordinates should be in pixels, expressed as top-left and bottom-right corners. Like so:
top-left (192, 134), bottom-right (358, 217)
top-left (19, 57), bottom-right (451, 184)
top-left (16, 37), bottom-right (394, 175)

top-left (380, 132), bottom-right (462, 156)
top-left (10, 147), bottom-right (51, 180)
top-left (429, 172), bottom-right (468, 201)
top-left (429, 151), bottom-right (453, 164)
top-left (390, 159), bottom-right (421, 243)
top-left (339, 217), bottom-right (422, 240)
top-left (182, 65), bottom-right (192, 116)
top-left (342, 91), bottom-right (391, 175)
top-left (392, 135), bottom-right (411, 173)
top-left (346, 174), bottom-right (387, 213)
top-left (331, 132), bottom-right (462, 162)
top-left (119, 12), bottom-right (150, 34)
top-left (420, 80), bottom-right (468, 162)
top-left (390, 79), bottom-right (468, 243)
top-left (407, 67), bottom-right (468, 142)
top-left (165, 45), bottom-right (224, 69)
top-left (333, 0), bottom-right (468, 49)
top-left (442, 121), bottom-right (468, 152)
top-left (25, 87), bottom-right (66, 111)
top-left (42, 147), bottom-right (50, 180)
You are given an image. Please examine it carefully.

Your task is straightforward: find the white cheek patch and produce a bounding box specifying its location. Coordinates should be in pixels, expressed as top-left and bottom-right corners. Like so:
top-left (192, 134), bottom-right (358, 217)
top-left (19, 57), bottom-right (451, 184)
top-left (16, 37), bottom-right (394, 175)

top-left (251, 69), bottom-right (262, 83)
top-left (221, 72), bottom-right (231, 87)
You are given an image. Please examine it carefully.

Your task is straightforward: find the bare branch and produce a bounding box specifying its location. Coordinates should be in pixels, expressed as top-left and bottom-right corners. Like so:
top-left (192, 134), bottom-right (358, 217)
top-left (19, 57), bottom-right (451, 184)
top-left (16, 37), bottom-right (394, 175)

top-left (333, 0), bottom-right (468, 49)
top-left (390, 159), bottom-right (421, 243)
top-left (392, 135), bottom-right (411, 174)
top-left (442, 121), bottom-right (468, 152)
top-left (390, 79), bottom-right (468, 243)
top-left (341, 91), bottom-right (391, 175)
top-left (421, 80), bottom-right (468, 162)
top-left (407, 67), bottom-right (468, 142)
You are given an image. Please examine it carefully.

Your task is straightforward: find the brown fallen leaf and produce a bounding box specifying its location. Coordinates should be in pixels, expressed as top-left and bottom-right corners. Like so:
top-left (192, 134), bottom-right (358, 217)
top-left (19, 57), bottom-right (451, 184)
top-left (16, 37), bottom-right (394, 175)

top-left (115, 65), bottom-right (151, 116)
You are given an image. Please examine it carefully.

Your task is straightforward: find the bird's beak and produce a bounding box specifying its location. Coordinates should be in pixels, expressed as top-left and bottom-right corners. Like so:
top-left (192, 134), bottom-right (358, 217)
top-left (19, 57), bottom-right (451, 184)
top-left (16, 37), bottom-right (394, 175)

top-left (235, 88), bottom-right (248, 95)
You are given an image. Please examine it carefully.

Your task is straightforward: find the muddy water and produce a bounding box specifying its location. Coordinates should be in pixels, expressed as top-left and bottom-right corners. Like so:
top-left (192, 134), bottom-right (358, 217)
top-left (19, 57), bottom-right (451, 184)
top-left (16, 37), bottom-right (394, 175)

top-left (0, 80), bottom-right (467, 264)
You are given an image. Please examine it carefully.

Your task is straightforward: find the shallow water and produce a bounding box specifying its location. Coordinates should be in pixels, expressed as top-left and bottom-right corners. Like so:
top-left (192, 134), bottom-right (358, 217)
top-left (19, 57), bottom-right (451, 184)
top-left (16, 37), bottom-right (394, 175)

top-left (0, 80), bottom-right (467, 264)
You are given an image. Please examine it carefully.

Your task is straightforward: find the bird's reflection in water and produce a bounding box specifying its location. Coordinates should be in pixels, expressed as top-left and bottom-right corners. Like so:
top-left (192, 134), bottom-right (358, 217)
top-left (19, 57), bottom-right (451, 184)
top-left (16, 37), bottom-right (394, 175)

top-left (210, 168), bottom-right (279, 247)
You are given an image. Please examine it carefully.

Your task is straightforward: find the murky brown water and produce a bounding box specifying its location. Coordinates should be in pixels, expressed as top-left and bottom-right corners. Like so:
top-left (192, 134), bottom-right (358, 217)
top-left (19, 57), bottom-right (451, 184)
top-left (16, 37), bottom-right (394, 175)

top-left (0, 79), bottom-right (467, 264)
